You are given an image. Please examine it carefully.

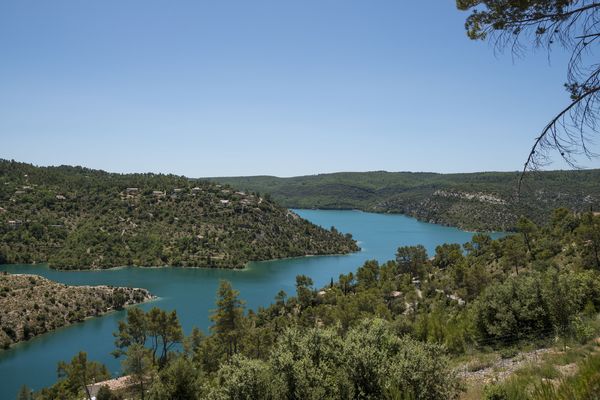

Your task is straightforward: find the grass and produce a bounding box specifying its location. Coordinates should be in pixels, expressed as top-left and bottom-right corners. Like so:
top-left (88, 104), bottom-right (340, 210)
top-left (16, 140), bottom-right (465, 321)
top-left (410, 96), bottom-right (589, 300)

top-left (459, 336), bottom-right (600, 400)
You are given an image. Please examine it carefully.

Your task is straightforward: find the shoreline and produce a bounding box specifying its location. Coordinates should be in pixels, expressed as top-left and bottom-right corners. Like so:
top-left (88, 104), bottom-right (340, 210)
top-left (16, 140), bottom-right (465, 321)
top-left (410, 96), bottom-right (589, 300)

top-left (0, 274), bottom-right (158, 351)
top-left (1, 294), bottom-right (159, 352)
top-left (0, 247), bottom-right (361, 273)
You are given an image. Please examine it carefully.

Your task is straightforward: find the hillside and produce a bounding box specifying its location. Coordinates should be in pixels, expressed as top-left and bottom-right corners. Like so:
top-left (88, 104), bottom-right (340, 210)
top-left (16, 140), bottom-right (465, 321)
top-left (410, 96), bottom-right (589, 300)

top-left (36, 210), bottom-right (600, 399)
top-left (209, 170), bottom-right (600, 231)
top-left (0, 160), bottom-right (358, 269)
top-left (0, 272), bottom-right (153, 348)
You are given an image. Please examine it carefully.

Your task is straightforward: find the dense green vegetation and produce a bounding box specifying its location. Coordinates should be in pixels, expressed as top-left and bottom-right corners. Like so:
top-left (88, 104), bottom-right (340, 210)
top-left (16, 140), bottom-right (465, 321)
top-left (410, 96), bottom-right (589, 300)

top-left (210, 170), bottom-right (600, 231)
top-left (33, 210), bottom-right (600, 399)
top-left (0, 160), bottom-right (358, 269)
top-left (0, 273), bottom-right (153, 349)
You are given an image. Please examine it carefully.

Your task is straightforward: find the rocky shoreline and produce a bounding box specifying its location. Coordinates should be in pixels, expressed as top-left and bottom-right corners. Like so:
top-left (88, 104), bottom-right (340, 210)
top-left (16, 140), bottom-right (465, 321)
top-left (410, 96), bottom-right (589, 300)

top-left (0, 272), bottom-right (153, 349)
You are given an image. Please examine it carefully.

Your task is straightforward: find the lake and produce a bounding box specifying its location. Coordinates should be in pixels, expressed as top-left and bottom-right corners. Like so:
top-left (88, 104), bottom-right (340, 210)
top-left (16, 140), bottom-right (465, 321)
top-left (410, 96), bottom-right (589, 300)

top-left (0, 209), bottom-right (504, 398)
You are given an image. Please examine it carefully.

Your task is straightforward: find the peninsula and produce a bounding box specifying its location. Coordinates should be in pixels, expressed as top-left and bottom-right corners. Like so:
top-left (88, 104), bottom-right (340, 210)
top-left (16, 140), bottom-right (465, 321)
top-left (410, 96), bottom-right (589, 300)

top-left (0, 160), bottom-right (358, 270)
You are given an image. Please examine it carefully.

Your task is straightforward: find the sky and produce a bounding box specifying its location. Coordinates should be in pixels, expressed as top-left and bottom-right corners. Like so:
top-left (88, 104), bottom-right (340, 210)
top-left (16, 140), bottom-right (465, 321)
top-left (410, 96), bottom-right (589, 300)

top-left (1, 1), bottom-right (599, 177)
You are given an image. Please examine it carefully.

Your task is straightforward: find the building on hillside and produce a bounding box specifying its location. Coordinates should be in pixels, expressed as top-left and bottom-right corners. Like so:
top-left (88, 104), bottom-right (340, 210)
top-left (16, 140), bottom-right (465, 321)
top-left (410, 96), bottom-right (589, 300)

top-left (7, 220), bottom-right (22, 228)
top-left (86, 375), bottom-right (132, 400)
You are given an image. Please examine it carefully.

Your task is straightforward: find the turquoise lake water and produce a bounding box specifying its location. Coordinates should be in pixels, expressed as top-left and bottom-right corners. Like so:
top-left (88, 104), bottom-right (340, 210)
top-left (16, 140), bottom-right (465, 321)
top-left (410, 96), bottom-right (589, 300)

top-left (0, 210), bottom-right (504, 398)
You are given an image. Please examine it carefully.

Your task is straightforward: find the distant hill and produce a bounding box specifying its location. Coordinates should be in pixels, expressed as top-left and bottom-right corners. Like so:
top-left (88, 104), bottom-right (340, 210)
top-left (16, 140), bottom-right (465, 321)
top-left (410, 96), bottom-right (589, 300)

top-left (0, 160), bottom-right (358, 269)
top-left (208, 170), bottom-right (600, 231)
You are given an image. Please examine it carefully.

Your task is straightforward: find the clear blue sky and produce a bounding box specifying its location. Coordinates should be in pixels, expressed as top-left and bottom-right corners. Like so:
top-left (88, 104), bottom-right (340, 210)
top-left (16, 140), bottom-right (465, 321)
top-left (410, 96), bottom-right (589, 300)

top-left (1, 1), bottom-right (598, 177)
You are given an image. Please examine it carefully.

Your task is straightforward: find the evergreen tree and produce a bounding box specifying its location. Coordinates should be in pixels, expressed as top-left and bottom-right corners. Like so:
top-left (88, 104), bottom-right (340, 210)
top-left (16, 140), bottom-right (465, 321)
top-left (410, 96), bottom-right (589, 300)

top-left (122, 344), bottom-right (154, 400)
top-left (210, 280), bottom-right (245, 359)
top-left (16, 385), bottom-right (31, 400)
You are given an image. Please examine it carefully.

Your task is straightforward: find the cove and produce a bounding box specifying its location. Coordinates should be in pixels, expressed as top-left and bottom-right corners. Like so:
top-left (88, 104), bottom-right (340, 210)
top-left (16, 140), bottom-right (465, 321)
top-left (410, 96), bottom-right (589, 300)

top-left (0, 210), bottom-right (504, 398)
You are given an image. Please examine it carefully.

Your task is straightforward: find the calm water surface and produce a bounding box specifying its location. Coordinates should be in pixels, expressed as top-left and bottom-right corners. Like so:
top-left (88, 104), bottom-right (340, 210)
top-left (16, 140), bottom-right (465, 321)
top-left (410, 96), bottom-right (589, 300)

top-left (0, 210), bottom-right (504, 398)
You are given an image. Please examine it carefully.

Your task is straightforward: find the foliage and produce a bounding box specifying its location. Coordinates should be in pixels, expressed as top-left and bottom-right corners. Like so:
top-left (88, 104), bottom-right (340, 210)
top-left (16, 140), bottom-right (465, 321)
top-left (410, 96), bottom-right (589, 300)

top-left (114, 306), bottom-right (183, 369)
top-left (36, 352), bottom-right (110, 400)
top-left (211, 170), bottom-right (600, 231)
top-left (0, 273), bottom-right (151, 348)
top-left (33, 210), bottom-right (600, 399)
top-left (0, 160), bottom-right (358, 269)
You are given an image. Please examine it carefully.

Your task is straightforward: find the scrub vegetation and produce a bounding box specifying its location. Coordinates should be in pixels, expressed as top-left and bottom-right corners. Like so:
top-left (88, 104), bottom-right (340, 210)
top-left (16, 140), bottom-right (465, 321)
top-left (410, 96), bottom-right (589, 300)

top-left (0, 273), bottom-right (153, 349)
top-left (33, 210), bottom-right (600, 399)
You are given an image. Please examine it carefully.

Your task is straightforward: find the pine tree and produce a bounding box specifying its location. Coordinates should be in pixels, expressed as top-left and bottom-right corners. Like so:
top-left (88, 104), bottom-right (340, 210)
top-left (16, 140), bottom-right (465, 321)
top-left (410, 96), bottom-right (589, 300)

top-left (210, 280), bottom-right (245, 359)
top-left (16, 385), bottom-right (31, 400)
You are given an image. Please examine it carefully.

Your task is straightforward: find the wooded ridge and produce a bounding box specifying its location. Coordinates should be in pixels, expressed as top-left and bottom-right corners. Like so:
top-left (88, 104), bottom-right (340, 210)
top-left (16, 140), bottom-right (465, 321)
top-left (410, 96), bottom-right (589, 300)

top-left (209, 170), bottom-right (600, 231)
top-left (0, 160), bottom-right (358, 270)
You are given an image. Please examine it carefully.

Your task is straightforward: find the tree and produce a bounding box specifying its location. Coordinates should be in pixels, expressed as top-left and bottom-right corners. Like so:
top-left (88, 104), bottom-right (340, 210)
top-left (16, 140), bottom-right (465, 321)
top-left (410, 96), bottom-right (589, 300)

top-left (113, 307), bottom-right (147, 358)
top-left (57, 351), bottom-right (110, 400)
top-left (114, 307), bottom-right (183, 368)
top-left (210, 280), bottom-right (245, 359)
top-left (432, 243), bottom-right (464, 269)
top-left (122, 344), bottom-right (154, 400)
top-left (96, 385), bottom-right (119, 400)
top-left (576, 212), bottom-right (600, 269)
top-left (501, 235), bottom-right (528, 275)
top-left (274, 289), bottom-right (287, 312)
top-left (183, 326), bottom-right (205, 358)
top-left (356, 260), bottom-right (380, 288)
top-left (151, 309), bottom-right (184, 368)
top-left (295, 275), bottom-right (314, 310)
top-left (16, 385), bottom-right (32, 400)
top-left (516, 216), bottom-right (537, 255)
top-left (210, 355), bottom-right (277, 400)
top-left (338, 272), bottom-right (355, 295)
top-left (148, 357), bottom-right (203, 400)
top-left (396, 245), bottom-right (428, 278)
top-left (457, 0), bottom-right (600, 180)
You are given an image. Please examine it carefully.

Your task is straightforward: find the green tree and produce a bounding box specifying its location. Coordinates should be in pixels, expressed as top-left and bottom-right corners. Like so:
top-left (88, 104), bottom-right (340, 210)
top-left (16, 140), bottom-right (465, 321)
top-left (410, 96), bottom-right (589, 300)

top-left (210, 280), bottom-right (245, 359)
top-left (356, 260), bottom-right (380, 288)
top-left (516, 216), bottom-right (537, 255)
top-left (113, 307), bottom-right (148, 358)
top-left (122, 344), bottom-right (154, 400)
top-left (576, 213), bottom-right (600, 270)
top-left (96, 385), bottom-right (119, 400)
top-left (152, 309), bottom-right (183, 367)
top-left (501, 236), bottom-right (528, 275)
top-left (338, 272), bottom-right (355, 295)
top-left (396, 245), bottom-right (428, 278)
top-left (432, 243), bottom-right (463, 269)
top-left (295, 275), bottom-right (314, 310)
top-left (56, 351), bottom-right (110, 400)
top-left (16, 385), bottom-right (31, 400)
top-left (210, 354), bottom-right (278, 400)
top-left (148, 357), bottom-right (202, 400)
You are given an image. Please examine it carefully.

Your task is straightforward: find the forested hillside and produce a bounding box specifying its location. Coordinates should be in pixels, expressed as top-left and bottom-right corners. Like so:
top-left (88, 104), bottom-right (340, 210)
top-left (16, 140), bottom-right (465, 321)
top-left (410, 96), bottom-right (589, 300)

top-left (34, 210), bottom-right (600, 399)
top-left (0, 273), bottom-right (153, 349)
top-left (210, 170), bottom-right (600, 231)
top-left (0, 160), bottom-right (358, 269)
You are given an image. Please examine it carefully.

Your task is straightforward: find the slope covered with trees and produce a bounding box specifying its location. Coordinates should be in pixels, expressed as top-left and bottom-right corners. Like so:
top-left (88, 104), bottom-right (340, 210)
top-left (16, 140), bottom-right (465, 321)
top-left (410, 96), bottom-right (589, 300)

top-left (210, 170), bottom-right (600, 231)
top-left (33, 210), bottom-right (600, 399)
top-left (0, 273), bottom-right (153, 349)
top-left (0, 160), bottom-right (358, 269)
